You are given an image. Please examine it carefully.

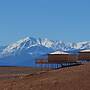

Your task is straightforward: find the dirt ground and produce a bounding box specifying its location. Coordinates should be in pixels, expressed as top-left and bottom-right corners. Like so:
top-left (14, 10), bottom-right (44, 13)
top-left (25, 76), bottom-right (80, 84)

top-left (0, 63), bottom-right (90, 90)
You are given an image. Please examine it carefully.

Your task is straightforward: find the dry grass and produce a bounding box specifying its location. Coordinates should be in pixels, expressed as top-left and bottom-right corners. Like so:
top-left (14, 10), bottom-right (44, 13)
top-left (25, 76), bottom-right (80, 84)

top-left (0, 63), bottom-right (90, 90)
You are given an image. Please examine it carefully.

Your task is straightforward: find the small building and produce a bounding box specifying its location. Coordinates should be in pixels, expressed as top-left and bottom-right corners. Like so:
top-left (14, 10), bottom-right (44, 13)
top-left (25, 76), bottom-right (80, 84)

top-left (36, 51), bottom-right (78, 64)
top-left (48, 51), bottom-right (78, 64)
top-left (35, 51), bottom-right (80, 69)
top-left (79, 49), bottom-right (90, 60)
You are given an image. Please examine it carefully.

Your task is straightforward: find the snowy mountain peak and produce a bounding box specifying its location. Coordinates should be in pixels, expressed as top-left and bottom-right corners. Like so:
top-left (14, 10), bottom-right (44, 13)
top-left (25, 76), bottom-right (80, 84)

top-left (1, 37), bottom-right (90, 66)
top-left (1, 37), bottom-right (90, 58)
top-left (1, 37), bottom-right (37, 56)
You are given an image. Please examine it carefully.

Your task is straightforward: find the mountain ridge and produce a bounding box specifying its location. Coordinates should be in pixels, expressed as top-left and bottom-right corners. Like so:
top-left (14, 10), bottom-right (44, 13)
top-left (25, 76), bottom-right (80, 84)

top-left (0, 37), bottom-right (90, 66)
top-left (1, 37), bottom-right (90, 57)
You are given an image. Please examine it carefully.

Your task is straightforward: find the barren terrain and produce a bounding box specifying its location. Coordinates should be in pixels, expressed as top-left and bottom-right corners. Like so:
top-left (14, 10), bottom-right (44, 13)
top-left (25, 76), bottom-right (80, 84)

top-left (0, 63), bottom-right (90, 90)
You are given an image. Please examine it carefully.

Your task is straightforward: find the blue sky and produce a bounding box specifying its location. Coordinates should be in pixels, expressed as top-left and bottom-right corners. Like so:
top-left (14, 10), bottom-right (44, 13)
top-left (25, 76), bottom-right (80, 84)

top-left (0, 0), bottom-right (90, 45)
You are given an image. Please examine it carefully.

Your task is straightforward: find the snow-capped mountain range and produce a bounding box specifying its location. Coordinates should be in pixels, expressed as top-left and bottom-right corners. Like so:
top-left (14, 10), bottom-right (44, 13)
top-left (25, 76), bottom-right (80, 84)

top-left (0, 37), bottom-right (90, 66)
